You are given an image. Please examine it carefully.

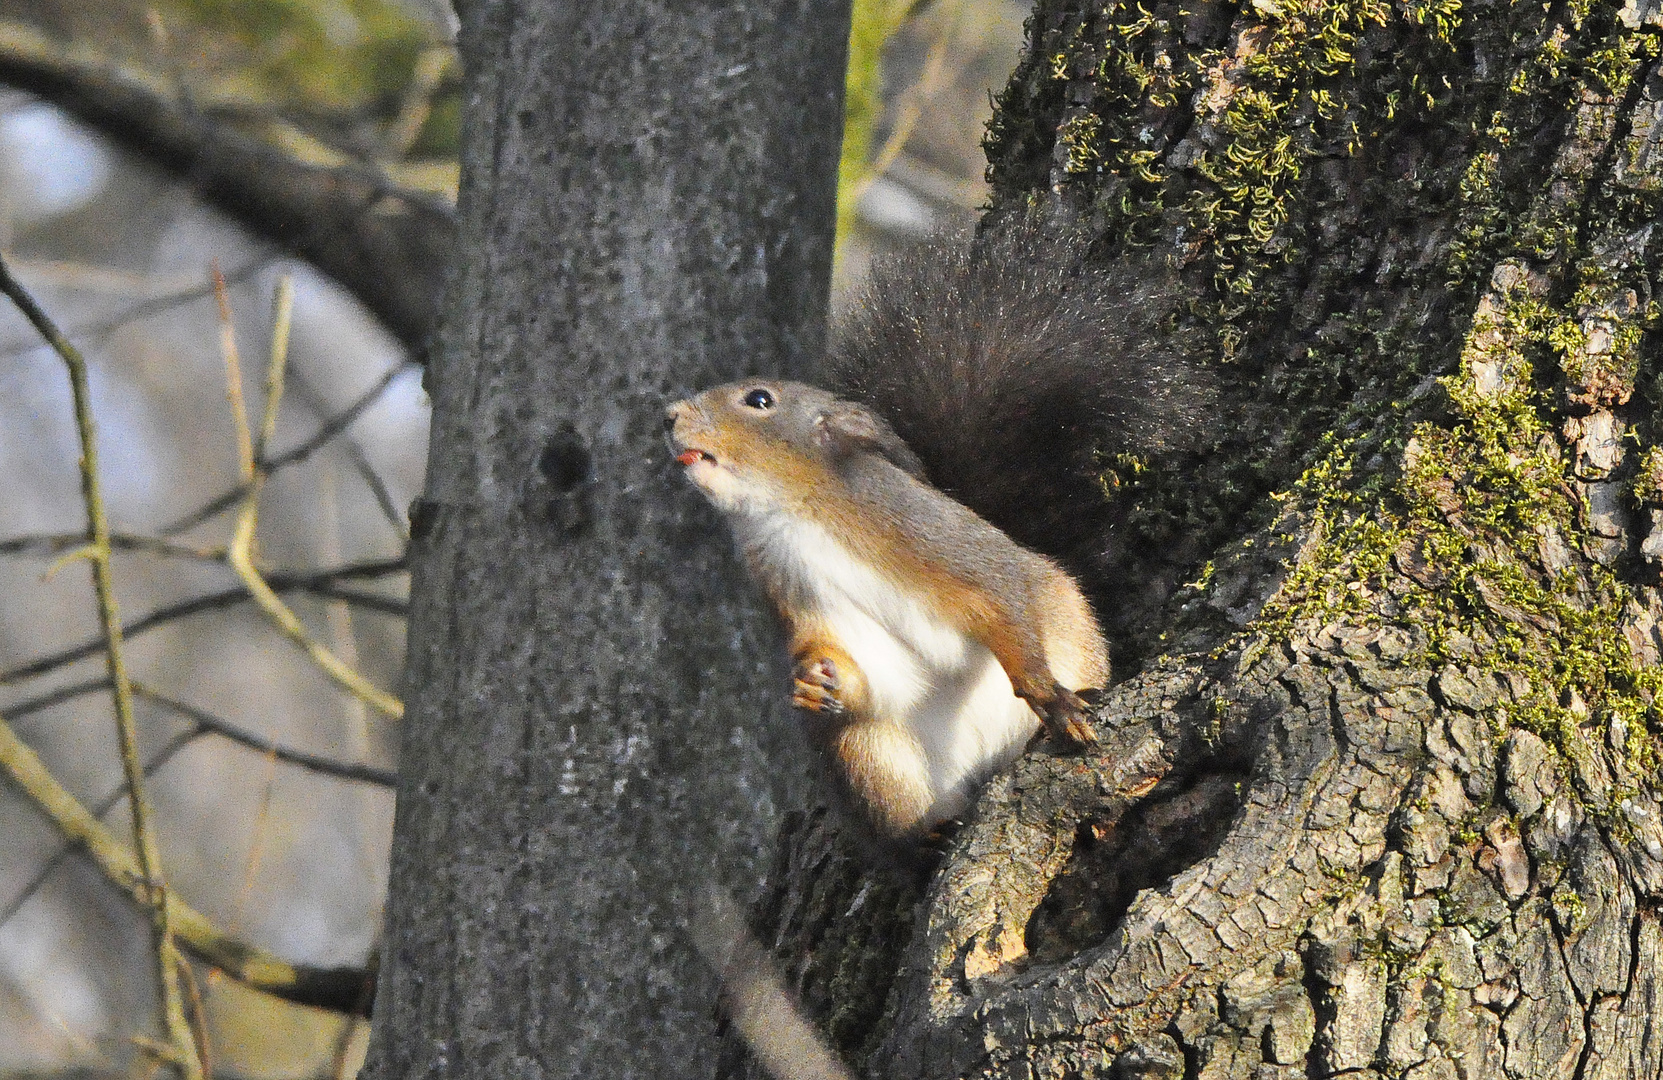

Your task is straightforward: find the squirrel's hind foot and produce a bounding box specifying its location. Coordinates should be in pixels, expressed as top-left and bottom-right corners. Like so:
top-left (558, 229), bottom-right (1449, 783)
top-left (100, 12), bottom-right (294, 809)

top-left (1038, 685), bottom-right (1099, 751)
top-left (917, 817), bottom-right (964, 851)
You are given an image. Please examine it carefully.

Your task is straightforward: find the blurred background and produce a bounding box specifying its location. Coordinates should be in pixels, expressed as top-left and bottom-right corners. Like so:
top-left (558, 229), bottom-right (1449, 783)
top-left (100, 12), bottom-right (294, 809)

top-left (0, 1), bottom-right (1024, 1075)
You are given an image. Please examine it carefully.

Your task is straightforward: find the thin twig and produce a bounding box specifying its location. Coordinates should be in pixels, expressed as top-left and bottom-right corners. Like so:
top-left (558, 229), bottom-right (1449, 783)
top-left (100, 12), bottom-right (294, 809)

top-left (0, 557), bottom-right (409, 686)
top-left (0, 725), bottom-right (201, 933)
top-left (132, 684), bottom-right (397, 787)
top-left (223, 276), bottom-right (403, 718)
top-left (253, 275), bottom-right (293, 464)
top-left (296, 582), bottom-right (408, 616)
top-left (348, 438), bottom-right (408, 536)
top-left (1, 677), bottom-right (114, 722)
top-left (160, 362), bottom-right (409, 537)
top-left (3, 679), bottom-right (397, 785)
top-left (0, 253), bottom-right (202, 1080)
top-left (0, 683), bottom-right (392, 936)
top-left (0, 711), bottom-right (377, 1014)
top-left (287, 366), bottom-right (409, 539)
top-left (0, 257), bottom-right (268, 362)
top-left (212, 262), bottom-right (256, 485)
top-left (177, 957), bottom-right (213, 1080)
top-left (0, 532), bottom-right (223, 562)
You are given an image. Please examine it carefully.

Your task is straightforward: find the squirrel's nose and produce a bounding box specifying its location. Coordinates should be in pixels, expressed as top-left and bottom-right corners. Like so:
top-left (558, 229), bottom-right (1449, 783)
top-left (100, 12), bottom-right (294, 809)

top-left (662, 408), bottom-right (678, 433)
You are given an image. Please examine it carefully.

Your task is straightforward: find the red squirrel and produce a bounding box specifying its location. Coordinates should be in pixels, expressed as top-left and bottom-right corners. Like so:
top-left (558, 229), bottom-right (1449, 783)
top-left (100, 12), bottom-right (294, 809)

top-left (666, 221), bottom-right (1207, 842)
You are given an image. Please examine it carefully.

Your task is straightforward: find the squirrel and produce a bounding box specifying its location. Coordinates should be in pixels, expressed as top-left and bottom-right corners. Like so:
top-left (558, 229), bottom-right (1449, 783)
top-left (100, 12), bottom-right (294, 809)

top-left (665, 217), bottom-right (1209, 843)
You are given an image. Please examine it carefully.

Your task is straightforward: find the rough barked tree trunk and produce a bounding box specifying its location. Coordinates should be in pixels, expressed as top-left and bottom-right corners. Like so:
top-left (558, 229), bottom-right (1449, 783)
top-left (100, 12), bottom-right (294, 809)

top-left (361, 1), bottom-right (850, 1075)
top-left (729, 3), bottom-right (1663, 1079)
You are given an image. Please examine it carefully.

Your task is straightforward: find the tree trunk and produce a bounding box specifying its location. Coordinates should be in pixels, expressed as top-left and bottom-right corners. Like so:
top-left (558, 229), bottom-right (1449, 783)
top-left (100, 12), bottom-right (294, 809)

top-left (360, 1), bottom-right (849, 1075)
top-left (729, 3), bottom-right (1663, 1078)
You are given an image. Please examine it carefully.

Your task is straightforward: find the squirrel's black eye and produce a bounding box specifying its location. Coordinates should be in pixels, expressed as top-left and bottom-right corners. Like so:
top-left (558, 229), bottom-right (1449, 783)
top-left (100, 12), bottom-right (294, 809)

top-left (742, 387), bottom-right (775, 410)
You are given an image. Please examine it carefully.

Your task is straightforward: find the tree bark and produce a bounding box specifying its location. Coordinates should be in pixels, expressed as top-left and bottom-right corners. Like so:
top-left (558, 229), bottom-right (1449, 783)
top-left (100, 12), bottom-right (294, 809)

top-left (360, 1), bottom-right (849, 1076)
top-left (727, 3), bottom-right (1663, 1078)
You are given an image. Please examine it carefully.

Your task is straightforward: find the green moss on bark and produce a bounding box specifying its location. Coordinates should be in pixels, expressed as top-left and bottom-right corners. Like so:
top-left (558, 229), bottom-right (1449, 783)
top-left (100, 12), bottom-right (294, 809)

top-left (1252, 268), bottom-right (1662, 823)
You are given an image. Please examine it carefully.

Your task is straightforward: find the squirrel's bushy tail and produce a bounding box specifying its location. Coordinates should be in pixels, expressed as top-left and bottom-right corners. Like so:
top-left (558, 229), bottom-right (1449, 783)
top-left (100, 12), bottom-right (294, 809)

top-left (829, 216), bottom-right (1211, 568)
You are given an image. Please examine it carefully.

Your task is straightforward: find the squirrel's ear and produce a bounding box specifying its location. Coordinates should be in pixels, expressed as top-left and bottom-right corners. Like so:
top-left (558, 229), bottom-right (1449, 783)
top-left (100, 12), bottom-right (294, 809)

top-left (815, 402), bottom-right (927, 478)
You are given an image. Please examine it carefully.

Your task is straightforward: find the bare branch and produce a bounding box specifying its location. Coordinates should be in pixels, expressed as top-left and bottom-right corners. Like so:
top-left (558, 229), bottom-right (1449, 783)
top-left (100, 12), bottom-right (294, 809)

top-left (0, 257), bottom-right (269, 362)
top-left (223, 278), bottom-right (403, 718)
top-left (0, 712), bottom-right (376, 1015)
top-left (132, 684), bottom-right (398, 788)
top-left (298, 583), bottom-right (410, 617)
top-left (212, 263), bottom-right (257, 483)
top-left (161, 362), bottom-right (409, 537)
top-left (0, 252), bottom-right (201, 1078)
top-left (0, 558), bottom-right (408, 686)
top-left (176, 955), bottom-right (213, 1080)
top-left (287, 365), bottom-right (411, 540)
top-left (0, 532), bottom-right (222, 562)
top-left (1, 677), bottom-right (115, 721)
top-left (2, 678), bottom-right (398, 787)
top-left (0, 725), bottom-right (201, 936)
top-left (0, 22), bottom-right (452, 353)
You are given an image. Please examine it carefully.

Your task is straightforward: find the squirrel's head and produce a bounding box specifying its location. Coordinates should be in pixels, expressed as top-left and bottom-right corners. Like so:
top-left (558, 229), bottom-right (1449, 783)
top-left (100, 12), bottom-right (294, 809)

top-left (665, 380), bottom-right (924, 514)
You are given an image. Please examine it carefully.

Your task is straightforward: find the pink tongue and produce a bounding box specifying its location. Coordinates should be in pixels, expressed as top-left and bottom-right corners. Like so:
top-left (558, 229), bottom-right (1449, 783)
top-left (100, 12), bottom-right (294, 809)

top-left (676, 450), bottom-right (704, 466)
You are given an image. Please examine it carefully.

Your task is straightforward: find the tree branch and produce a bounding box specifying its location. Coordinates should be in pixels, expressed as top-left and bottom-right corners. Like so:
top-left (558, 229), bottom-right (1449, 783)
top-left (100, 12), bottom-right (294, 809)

top-left (0, 724), bottom-right (202, 934)
top-left (0, 251), bottom-right (202, 1078)
top-left (221, 284), bottom-right (404, 719)
top-left (133, 684), bottom-right (397, 788)
top-left (161, 362), bottom-right (410, 537)
top-left (0, 712), bottom-right (376, 1015)
top-left (287, 365), bottom-right (411, 540)
top-left (0, 257), bottom-right (270, 362)
top-left (2, 678), bottom-right (398, 787)
top-left (0, 677), bottom-right (110, 721)
top-left (0, 532), bottom-right (223, 562)
top-left (0, 557), bottom-right (408, 686)
top-left (0, 22), bottom-right (452, 354)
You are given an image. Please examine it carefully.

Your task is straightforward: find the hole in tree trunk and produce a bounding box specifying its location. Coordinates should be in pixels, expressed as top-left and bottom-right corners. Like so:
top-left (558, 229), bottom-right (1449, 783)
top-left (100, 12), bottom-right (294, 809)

top-left (1025, 762), bottom-right (1252, 963)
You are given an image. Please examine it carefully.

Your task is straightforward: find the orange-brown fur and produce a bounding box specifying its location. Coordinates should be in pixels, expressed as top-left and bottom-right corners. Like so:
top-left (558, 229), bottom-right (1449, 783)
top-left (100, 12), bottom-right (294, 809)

top-left (666, 380), bottom-right (1108, 841)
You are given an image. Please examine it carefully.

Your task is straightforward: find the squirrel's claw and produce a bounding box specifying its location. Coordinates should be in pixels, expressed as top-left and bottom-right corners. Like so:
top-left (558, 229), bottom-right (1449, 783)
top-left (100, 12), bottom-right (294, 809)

top-left (1040, 686), bottom-right (1099, 750)
top-left (792, 656), bottom-right (845, 715)
top-left (917, 817), bottom-right (964, 851)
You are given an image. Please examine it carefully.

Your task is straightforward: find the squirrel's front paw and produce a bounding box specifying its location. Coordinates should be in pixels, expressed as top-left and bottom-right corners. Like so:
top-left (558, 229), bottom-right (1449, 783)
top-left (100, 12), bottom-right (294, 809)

top-left (792, 655), bottom-right (845, 715)
top-left (1040, 686), bottom-right (1099, 750)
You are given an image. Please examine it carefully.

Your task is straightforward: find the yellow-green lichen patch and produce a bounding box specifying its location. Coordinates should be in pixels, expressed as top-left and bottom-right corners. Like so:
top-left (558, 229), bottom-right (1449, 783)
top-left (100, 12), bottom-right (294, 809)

top-left (1551, 277), bottom-right (1650, 408)
top-left (1250, 272), bottom-right (1662, 821)
top-left (1178, 0), bottom-right (1398, 301)
top-left (1058, 111), bottom-right (1105, 176)
top-left (1632, 446), bottom-right (1663, 504)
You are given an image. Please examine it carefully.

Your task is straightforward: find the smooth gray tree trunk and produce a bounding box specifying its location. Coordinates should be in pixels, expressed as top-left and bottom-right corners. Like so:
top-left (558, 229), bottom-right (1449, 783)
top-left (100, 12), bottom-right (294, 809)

top-left (361, 2), bottom-right (850, 1076)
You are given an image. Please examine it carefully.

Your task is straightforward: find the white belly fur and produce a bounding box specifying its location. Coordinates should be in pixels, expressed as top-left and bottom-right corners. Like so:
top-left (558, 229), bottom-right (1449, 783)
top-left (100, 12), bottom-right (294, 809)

top-left (741, 514), bottom-right (1039, 827)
